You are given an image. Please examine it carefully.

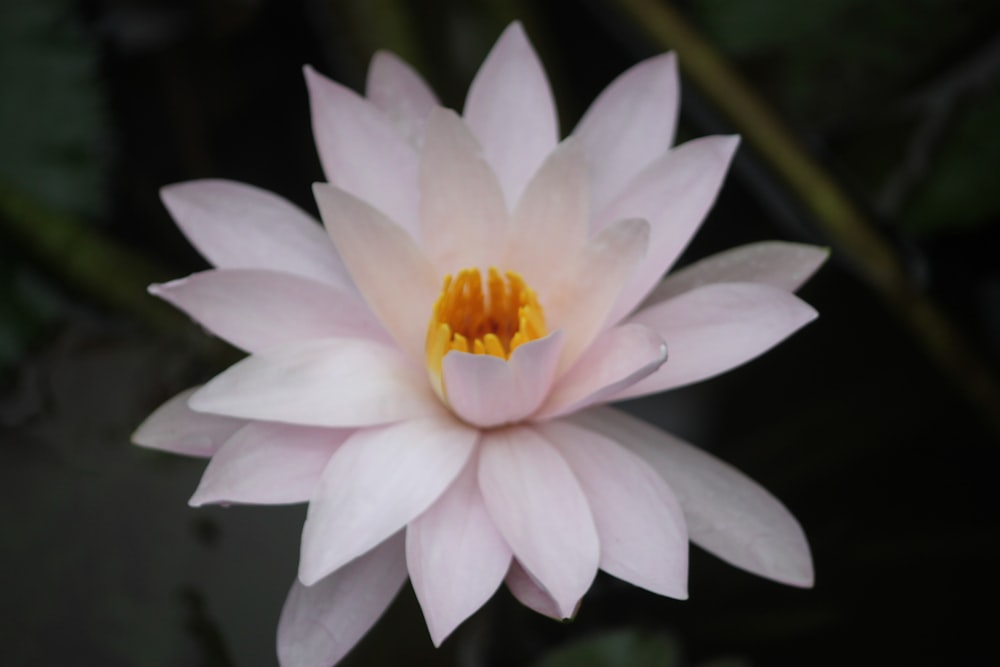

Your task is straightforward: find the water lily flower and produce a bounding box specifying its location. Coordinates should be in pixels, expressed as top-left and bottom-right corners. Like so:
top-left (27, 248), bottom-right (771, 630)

top-left (133, 22), bottom-right (825, 667)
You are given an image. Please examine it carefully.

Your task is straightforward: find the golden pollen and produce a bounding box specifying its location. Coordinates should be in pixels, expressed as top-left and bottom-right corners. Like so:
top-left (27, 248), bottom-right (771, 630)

top-left (425, 267), bottom-right (547, 393)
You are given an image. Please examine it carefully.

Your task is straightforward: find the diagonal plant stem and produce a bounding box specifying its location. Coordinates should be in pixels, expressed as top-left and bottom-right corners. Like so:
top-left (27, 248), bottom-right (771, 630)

top-left (609, 0), bottom-right (1000, 434)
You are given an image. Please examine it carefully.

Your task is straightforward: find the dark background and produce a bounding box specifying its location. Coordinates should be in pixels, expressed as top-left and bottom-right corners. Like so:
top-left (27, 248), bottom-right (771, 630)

top-left (2, 1), bottom-right (999, 665)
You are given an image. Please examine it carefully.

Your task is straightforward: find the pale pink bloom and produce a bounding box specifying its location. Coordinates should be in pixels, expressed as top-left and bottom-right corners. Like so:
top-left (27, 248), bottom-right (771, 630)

top-left (134, 22), bottom-right (825, 667)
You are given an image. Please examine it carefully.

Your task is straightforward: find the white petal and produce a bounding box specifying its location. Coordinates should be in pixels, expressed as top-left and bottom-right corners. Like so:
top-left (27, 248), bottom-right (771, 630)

top-left (132, 387), bottom-right (244, 457)
top-left (505, 560), bottom-right (564, 620)
top-left (366, 50), bottom-right (438, 147)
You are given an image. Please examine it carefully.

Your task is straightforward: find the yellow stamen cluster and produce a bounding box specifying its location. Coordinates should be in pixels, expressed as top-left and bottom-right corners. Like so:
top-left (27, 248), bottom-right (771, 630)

top-left (425, 268), bottom-right (547, 389)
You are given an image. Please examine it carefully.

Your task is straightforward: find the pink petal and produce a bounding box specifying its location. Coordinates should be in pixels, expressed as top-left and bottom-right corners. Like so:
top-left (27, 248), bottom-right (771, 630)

top-left (299, 416), bottom-right (479, 585)
top-left (535, 324), bottom-right (666, 420)
top-left (189, 422), bottom-right (351, 506)
top-left (464, 22), bottom-right (558, 209)
top-left (442, 331), bottom-right (564, 428)
top-left (132, 387), bottom-right (244, 457)
top-left (574, 53), bottom-right (679, 215)
top-left (277, 533), bottom-right (407, 667)
top-left (304, 66), bottom-right (420, 237)
top-left (599, 135), bottom-right (741, 324)
top-left (150, 269), bottom-right (390, 354)
top-left (505, 560), bottom-right (564, 620)
top-left (160, 180), bottom-right (351, 289)
top-left (543, 217), bottom-right (650, 371)
top-left (366, 50), bottom-right (439, 147)
top-left (314, 183), bottom-right (439, 362)
top-left (418, 108), bottom-right (506, 273)
top-left (504, 137), bottom-right (590, 296)
top-left (540, 420), bottom-right (688, 599)
top-left (644, 241), bottom-right (830, 306)
top-left (406, 453), bottom-right (512, 646)
top-left (189, 338), bottom-right (441, 428)
top-left (614, 282), bottom-right (818, 400)
top-left (477, 426), bottom-right (599, 617)
top-left (574, 407), bottom-right (814, 587)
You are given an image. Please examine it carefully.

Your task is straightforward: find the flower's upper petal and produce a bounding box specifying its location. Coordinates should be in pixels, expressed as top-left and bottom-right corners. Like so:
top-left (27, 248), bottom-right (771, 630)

top-left (477, 426), bottom-right (599, 618)
top-left (277, 532), bottom-right (406, 667)
top-left (299, 416), bottom-right (479, 585)
top-left (614, 282), bottom-right (818, 400)
top-left (442, 330), bottom-right (563, 428)
top-left (535, 324), bottom-right (666, 420)
top-left (190, 338), bottom-right (441, 428)
top-left (160, 180), bottom-right (352, 289)
top-left (574, 53), bottom-right (679, 215)
top-left (599, 135), bottom-right (741, 324)
top-left (305, 66), bottom-right (421, 237)
top-left (540, 420), bottom-right (688, 599)
top-left (505, 560), bottom-right (564, 620)
top-left (314, 183), bottom-right (439, 362)
top-left (464, 22), bottom-right (558, 209)
top-left (574, 407), bottom-right (814, 587)
top-left (189, 422), bottom-right (351, 506)
top-left (150, 269), bottom-right (390, 354)
top-left (544, 217), bottom-right (650, 372)
top-left (366, 50), bottom-right (439, 147)
top-left (132, 387), bottom-right (244, 457)
top-left (406, 453), bottom-right (512, 646)
top-left (644, 241), bottom-right (830, 306)
top-left (419, 108), bottom-right (506, 274)
top-left (504, 137), bottom-right (589, 296)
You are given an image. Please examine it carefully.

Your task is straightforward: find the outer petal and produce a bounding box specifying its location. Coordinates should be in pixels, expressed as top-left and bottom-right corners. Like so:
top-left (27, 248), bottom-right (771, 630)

top-left (305, 66), bottom-right (420, 237)
top-left (407, 453), bottom-right (512, 646)
top-left (505, 560), bottom-right (563, 620)
top-left (150, 269), bottom-right (389, 354)
top-left (442, 331), bottom-right (563, 428)
top-left (644, 241), bottom-right (830, 306)
top-left (540, 421), bottom-right (688, 599)
top-left (535, 324), bottom-right (666, 420)
top-left (574, 407), bottom-right (814, 587)
top-left (314, 183), bottom-right (439, 362)
top-left (478, 426), bottom-right (599, 617)
top-left (366, 50), bottom-right (438, 146)
top-left (419, 108), bottom-right (506, 273)
top-left (614, 282), bottom-right (818, 400)
top-left (160, 180), bottom-right (351, 289)
top-left (574, 53), bottom-right (679, 214)
top-left (277, 533), bottom-right (407, 667)
top-left (132, 387), bottom-right (244, 457)
top-left (464, 22), bottom-right (558, 209)
top-left (600, 135), bottom-right (741, 324)
top-left (299, 416), bottom-right (479, 585)
top-left (190, 338), bottom-right (441, 428)
top-left (189, 422), bottom-right (351, 506)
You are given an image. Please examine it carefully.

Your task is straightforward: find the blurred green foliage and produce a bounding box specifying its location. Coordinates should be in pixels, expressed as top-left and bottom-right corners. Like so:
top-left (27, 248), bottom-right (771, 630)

top-left (533, 629), bottom-right (681, 667)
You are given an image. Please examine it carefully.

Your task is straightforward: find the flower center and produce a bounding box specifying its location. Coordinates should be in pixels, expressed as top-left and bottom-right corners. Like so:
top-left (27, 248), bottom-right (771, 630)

top-left (425, 267), bottom-right (547, 392)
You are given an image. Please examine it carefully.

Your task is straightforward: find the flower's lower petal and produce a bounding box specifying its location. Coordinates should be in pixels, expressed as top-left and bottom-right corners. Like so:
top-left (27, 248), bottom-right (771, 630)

top-left (477, 426), bottom-right (599, 617)
top-left (613, 283), bottom-right (818, 400)
top-left (160, 180), bottom-right (352, 290)
top-left (574, 407), bottom-right (813, 587)
top-left (190, 338), bottom-right (441, 428)
top-left (644, 241), bottom-right (830, 307)
top-left (189, 423), bottom-right (351, 506)
top-left (299, 416), bottom-right (479, 585)
top-left (464, 22), bottom-right (558, 209)
top-left (304, 66), bottom-right (420, 237)
top-left (314, 183), bottom-right (439, 363)
top-left (366, 50), bottom-right (438, 147)
top-left (406, 453), bottom-right (512, 646)
top-left (574, 53), bottom-right (679, 215)
top-left (505, 560), bottom-right (565, 620)
top-left (443, 331), bottom-right (563, 428)
top-left (132, 387), bottom-right (244, 457)
top-left (277, 532), bottom-right (407, 667)
top-left (599, 135), bottom-right (741, 324)
top-left (540, 420), bottom-right (688, 599)
top-left (150, 269), bottom-right (390, 354)
top-left (535, 324), bottom-right (666, 420)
